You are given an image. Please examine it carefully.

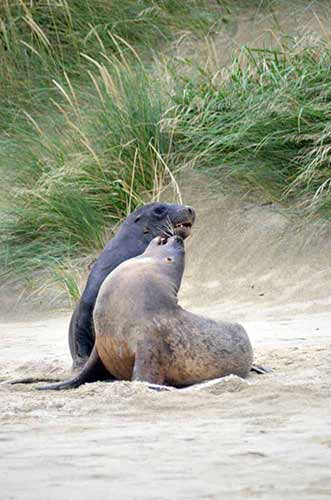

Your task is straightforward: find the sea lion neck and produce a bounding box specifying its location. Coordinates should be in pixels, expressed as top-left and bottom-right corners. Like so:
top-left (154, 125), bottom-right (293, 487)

top-left (130, 258), bottom-right (182, 309)
top-left (143, 236), bottom-right (185, 294)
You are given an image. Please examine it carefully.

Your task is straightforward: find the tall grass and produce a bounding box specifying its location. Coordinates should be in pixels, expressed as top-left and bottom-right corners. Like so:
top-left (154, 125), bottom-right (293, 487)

top-left (0, 0), bottom-right (223, 290)
top-left (2, 1), bottom-right (331, 302)
top-left (0, 0), bottom-right (223, 129)
top-left (173, 38), bottom-right (331, 217)
top-left (0, 53), bottom-right (176, 281)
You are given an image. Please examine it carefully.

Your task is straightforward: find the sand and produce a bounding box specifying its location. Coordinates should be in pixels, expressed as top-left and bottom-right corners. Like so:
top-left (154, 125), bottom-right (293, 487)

top-left (1, 192), bottom-right (330, 500)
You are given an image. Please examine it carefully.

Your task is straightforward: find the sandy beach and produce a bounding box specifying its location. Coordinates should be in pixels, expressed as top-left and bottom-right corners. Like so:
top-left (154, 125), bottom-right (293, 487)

top-left (1, 194), bottom-right (330, 500)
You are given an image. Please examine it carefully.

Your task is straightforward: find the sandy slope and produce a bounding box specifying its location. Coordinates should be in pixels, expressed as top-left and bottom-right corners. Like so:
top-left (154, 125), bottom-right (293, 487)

top-left (1, 191), bottom-right (330, 500)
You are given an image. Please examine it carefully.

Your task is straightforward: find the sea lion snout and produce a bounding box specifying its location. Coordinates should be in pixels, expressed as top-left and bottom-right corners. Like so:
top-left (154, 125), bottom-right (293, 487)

top-left (159, 235), bottom-right (184, 246)
top-left (166, 235), bottom-right (184, 247)
top-left (171, 205), bottom-right (195, 240)
top-left (185, 205), bottom-right (195, 220)
top-left (146, 235), bottom-right (184, 254)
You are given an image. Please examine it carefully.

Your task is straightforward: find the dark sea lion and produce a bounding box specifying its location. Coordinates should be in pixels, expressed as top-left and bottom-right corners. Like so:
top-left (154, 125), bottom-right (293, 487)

top-left (69, 202), bottom-right (195, 370)
top-left (39, 235), bottom-right (253, 390)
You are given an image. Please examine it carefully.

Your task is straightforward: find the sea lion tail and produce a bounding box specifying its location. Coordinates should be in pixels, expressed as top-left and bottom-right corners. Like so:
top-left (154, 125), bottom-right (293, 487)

top-left (37, 346), bottom-right (110, 391)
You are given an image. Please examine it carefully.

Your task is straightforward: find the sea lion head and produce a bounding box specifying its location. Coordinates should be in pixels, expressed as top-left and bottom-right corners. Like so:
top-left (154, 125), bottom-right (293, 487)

top-left (125, 202), bottom-right (195, 243)
top-left (144, 234), bottom-right (185, 293)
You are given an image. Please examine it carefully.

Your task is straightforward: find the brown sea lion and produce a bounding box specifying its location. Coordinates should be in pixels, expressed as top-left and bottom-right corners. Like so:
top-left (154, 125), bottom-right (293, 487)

top-left (39, 235), bottom-right (253, 390)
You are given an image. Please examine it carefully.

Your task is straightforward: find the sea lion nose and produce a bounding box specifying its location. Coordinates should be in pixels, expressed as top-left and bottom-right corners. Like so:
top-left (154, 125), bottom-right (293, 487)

top-left (185, 205), bottom-right (195, 221)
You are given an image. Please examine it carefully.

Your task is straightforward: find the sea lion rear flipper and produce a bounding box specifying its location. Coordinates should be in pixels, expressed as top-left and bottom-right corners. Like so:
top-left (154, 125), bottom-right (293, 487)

top-left (37, 346), bottom-right (111, 391)
top-left (132, 337), bottom-right (165, 385)
top-left (251, 364), bottom-right (272, 374)
top-left (69, 300), bottom-right (95, 369)
top-left (4, 376), bottom-right (62, 386)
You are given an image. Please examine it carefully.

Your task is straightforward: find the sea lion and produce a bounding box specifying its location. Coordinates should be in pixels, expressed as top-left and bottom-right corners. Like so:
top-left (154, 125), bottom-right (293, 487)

top-left (69, 202), bottom-right (195, 370)
top-left (39, 235), bottom-right (253, 390)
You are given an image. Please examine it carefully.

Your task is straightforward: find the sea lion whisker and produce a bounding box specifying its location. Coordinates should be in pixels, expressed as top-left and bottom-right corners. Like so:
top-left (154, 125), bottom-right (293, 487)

top-left (165, 216), bottom-right (175, 236)
top-left (156, 221), bottom-right (174, 238)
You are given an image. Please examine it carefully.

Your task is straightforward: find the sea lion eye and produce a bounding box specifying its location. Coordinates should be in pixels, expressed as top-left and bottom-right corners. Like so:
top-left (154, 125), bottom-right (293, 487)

top-left (153, 205), bottom-right (167, 216)
top-left (165, 257), bottom-right (173, 263)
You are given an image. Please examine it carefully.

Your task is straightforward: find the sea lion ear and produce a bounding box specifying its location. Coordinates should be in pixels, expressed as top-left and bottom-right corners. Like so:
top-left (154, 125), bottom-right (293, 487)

top-left (134, 215), bottom-right (142, 223)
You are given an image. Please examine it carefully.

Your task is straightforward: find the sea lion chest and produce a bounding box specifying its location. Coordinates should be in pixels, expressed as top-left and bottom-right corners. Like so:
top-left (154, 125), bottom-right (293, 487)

top-left (93, 259), bottom-right (170, 380)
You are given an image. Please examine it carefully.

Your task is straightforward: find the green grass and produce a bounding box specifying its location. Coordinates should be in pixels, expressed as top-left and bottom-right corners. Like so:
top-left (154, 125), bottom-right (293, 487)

top-left (173, 38), bottom-right (331, 217)
top-left (0, 0), bottom-right (223, 289)
top-left (0, 0), bottom-right (223, 130)
top-left (2, 1), bottom-right (331, 300)
top-left (0, 54), bottom-right (176, 281)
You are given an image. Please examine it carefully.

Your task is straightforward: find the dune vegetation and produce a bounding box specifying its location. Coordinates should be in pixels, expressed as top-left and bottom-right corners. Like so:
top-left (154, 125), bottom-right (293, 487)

top-left (174, 39), bottom-right (331, 216)
top-left (0, 0), bottom-right (223, 285)
top-left (1, 0), bottom-right (330, 299)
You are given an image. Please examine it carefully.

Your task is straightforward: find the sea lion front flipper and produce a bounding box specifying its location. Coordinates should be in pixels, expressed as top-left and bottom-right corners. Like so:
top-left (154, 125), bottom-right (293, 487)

top-left (251, 364), bottom-right (273, 374)
top-left (37, 346), bottom-right (112, 391)
top-left (132, 337), bottom-right (165, 385)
